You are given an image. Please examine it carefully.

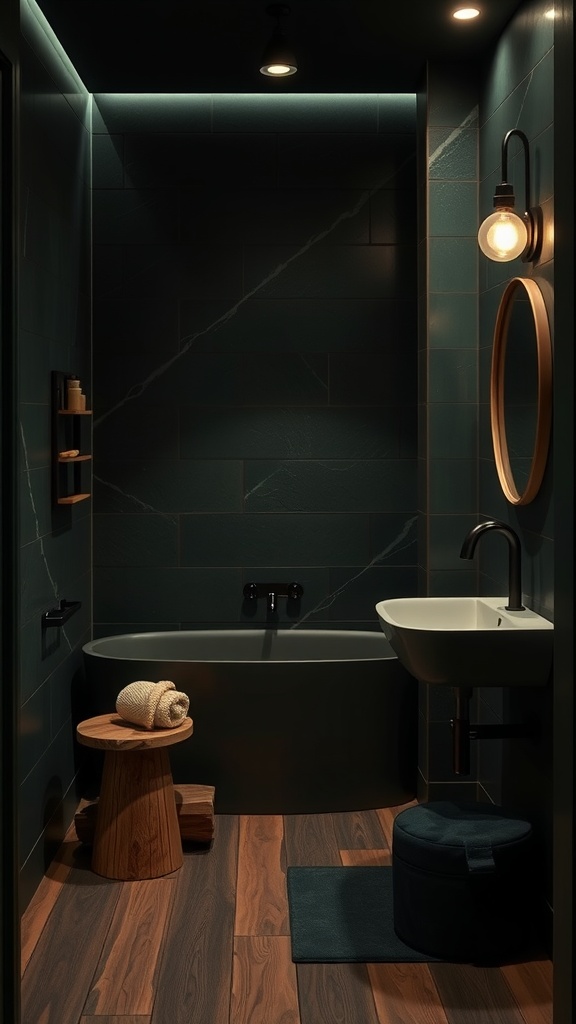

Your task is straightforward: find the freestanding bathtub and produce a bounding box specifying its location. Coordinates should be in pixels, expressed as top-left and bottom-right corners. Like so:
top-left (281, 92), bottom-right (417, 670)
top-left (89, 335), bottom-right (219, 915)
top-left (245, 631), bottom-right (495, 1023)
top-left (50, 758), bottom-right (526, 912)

top-left (82, 629), bottom-right (417, 814)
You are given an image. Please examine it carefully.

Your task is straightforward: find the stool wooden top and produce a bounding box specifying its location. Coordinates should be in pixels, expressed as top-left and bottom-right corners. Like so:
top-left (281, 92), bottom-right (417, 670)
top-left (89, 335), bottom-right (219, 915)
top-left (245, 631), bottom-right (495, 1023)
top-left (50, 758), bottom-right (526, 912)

top-left (76, 713), bottom-right (193, 751)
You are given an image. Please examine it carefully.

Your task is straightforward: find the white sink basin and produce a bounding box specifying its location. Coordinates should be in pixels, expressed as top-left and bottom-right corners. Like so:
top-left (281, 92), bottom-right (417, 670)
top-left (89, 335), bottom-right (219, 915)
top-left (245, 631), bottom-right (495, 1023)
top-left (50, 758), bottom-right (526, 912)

top-left (375, 597), bottom-right (553, 687)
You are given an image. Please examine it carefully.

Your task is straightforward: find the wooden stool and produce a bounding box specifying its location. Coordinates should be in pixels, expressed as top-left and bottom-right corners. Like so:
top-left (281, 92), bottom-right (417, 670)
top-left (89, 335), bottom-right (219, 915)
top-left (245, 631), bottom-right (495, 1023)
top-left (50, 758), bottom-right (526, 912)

top-left (76, 713), bottom-right (193, 880)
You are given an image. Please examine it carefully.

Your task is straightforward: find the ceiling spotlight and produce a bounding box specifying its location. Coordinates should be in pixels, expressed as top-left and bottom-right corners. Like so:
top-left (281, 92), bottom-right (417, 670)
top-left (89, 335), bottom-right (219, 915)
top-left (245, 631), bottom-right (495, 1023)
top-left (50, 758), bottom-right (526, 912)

top-left (260, 4), bottom-right (298, 77)
top-left (452, 7), bottom-right (481, 19)
top-left (478, 129), bottom-right (540, 263)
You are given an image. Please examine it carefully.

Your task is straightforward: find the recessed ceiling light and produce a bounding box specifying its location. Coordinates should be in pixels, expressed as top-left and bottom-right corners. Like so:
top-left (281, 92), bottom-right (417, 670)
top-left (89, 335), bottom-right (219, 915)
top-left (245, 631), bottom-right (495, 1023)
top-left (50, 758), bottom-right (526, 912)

top-left (452, 7), bottom-right (481, 19)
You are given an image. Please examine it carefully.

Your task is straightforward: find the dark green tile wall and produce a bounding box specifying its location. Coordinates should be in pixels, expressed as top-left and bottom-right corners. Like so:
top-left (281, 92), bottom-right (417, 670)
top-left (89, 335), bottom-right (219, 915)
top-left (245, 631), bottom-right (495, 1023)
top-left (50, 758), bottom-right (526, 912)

top-left (477, 0), bottom-right (554, 929)
top-left (18, 0), bottom-right (92, 909)
top-left (91, 94), bottom-right (419, 633)
top-left (417, 64), bottom-right (480, 801)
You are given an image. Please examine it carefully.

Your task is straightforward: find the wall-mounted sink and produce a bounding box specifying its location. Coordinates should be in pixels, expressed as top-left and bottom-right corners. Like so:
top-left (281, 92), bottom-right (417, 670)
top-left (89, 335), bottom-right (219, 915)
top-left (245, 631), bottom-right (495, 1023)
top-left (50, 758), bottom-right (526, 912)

top-left (375, 597), bottom-right (553, 687)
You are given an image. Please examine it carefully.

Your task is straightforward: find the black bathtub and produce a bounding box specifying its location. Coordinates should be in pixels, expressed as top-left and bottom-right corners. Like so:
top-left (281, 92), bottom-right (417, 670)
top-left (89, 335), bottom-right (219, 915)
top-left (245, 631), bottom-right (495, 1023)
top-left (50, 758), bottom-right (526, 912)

top-left (82, 629), bottom-right (417, 814)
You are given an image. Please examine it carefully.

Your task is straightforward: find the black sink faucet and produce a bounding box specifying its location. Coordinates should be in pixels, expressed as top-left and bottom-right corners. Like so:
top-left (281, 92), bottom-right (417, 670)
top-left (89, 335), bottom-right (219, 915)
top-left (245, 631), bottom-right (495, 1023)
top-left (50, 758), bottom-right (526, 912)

top-left (459, 520), bottom-right (525, 611)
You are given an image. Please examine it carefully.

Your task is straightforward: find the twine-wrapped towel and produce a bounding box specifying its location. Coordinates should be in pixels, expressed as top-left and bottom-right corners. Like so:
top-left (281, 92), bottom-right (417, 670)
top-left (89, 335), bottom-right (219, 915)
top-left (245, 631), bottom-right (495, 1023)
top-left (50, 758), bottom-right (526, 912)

top-left (116, 680), bottom-right (190, 729)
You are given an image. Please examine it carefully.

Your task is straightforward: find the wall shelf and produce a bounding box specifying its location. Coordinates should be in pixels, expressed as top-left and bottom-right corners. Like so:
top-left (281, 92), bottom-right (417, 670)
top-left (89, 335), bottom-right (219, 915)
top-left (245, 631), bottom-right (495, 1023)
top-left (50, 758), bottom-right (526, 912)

top-left (52, 371), bottom-right (93, 506)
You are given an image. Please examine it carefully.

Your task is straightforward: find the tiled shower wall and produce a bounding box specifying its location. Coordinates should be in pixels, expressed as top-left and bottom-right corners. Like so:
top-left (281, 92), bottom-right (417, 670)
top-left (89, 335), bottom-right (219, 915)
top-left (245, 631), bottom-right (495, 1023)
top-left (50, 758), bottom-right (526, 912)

top-left (91, 94), bottom-right (419, 634)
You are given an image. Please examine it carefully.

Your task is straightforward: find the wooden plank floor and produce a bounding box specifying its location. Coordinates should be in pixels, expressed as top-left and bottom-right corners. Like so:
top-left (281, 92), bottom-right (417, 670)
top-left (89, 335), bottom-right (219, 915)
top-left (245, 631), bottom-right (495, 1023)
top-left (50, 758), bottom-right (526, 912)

top-left (21, 803), bottom-right (553, 1024)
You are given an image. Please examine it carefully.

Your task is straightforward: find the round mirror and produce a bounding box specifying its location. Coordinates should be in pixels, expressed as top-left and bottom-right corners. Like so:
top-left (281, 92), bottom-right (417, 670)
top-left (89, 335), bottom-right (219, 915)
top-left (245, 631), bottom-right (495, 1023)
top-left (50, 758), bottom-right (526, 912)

top-left (490, 277), bottom-right (552, 505)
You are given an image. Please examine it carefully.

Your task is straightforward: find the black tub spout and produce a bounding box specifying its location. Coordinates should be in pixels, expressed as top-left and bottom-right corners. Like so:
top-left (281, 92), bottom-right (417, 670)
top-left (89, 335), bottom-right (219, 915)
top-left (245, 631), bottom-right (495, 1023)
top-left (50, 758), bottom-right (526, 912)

top-left (242, 581), bottom-right (304, 622)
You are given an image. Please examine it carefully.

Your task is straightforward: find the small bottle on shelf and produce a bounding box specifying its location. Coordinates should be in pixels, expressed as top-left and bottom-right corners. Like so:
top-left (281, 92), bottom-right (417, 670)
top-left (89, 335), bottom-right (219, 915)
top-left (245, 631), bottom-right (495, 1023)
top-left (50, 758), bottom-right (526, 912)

top-left (66, 376), bottom-right (86, 412)
top-left (66, 376), bottom-right (81, 411)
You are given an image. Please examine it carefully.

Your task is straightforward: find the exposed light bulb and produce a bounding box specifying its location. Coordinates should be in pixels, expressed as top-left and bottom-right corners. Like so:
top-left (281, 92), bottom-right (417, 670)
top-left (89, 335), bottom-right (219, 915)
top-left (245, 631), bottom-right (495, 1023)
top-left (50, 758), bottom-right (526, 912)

top-left (478, 211), bottom-right (529, 262)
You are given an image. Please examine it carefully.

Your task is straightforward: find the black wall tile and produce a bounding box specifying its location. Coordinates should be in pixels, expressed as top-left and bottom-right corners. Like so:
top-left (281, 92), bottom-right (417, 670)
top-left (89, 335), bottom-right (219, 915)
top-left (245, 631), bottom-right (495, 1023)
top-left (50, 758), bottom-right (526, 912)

top-left (178, 297), bottom-right (416, 355)
top-left (94, 566), bottom-right (244, 622)
top-left (212, 94), bottom-right (379, 134)
top-left (180, 512), bottom-right (371, 568)
top-left (244, 460), bottom-right (417, 514)
top-left (179, 406), bottom-right (406, 461)
top-left (93, 513), bottom-right (179, 567)
top-left (92, 96), bottom-right (418, 635)
top-left (124, 133), bottom-right (278, 189)
top-left (179, 188), bottom-right (370, 246)
top-left (94, 459), bottom-right (243, 514)
top-left (277, 133), bottom-right (416, 190)
top-left (243, 243), bottom-right (415, 300)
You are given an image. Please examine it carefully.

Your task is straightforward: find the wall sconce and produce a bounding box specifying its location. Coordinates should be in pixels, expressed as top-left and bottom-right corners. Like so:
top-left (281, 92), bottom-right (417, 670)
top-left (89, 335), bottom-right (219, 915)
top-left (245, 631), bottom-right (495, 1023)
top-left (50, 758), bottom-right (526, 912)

top-left (478, 129), bottom-right (541, 263)
top-left (260, 4), bottom-right (298, 77)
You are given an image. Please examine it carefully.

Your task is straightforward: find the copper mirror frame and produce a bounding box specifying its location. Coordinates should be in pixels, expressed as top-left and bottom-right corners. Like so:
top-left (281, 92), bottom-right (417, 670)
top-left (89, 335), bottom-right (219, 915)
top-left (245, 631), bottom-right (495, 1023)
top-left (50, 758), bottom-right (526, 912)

top-left (490, 276), bottom-right (552, 505)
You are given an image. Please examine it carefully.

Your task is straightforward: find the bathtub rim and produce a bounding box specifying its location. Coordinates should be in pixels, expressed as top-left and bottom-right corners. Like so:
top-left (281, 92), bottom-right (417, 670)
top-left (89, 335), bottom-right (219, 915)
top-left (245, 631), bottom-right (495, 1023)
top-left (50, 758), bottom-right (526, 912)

top-left (82, 627), bottom-right (398, 665)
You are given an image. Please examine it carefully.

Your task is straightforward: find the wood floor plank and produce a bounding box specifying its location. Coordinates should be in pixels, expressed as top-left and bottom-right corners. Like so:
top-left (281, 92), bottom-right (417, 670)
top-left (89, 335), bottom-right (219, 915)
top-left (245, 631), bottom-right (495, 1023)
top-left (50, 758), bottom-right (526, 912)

top-left (83, 879), bottom-right (176, 1015)
top-left (368, 963), bottom-right (449, 1024)
top-left (81, 1017), bottom-right (150, 1023)
top-left (297, 963), bottom-right (381, 1024)
top-left (20, 836), bottom-right (84, 976)
top-left (283, 813), bottom-right (342, 866)
top-left (340, 845), bottom-right (444, 1024)
top-left (235, 815), bottom-right (289, 936)
top-left (340, 849), bottom-right (391, 866)
top-left (500, 960), bottom-right (553, 1024)
top-left (21, 869), bottom-right (123, 1024)
top-left (376, 801), bottom-right (417, 852)
top-left (231, 936), bottom-right (300, 1024)
top-left (150, 814), bottom-right (239, 1024)
top-left (429, 963), bottom-right (528, 1023)
top-left (332, 808), bottom-right (391, 850)
top-left (21, 805), bottom-right (551, 1024)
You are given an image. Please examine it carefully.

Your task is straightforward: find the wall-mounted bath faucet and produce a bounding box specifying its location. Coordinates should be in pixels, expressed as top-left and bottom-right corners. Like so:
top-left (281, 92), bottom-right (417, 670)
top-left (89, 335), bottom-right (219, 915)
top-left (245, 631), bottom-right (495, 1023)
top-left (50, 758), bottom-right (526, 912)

top-left (243, 581), bottom-right (303, 618)
top-left (459, 519), bottom-right (525, 611)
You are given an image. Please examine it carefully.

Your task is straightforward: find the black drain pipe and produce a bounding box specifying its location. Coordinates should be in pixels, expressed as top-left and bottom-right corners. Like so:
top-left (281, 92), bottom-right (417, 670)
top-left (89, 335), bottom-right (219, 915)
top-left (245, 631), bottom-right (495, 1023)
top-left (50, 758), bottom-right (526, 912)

top-left (451, 686), bottom-right (539, 775)
top-left (451, 687), bottom-right (473, 776)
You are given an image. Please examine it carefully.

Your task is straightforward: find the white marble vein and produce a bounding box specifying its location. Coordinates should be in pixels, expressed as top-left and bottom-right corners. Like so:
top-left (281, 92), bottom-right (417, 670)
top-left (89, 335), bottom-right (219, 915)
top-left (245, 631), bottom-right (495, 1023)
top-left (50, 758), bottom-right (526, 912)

top-left (93, 473), bottom-right (178, 522)
top-left (292, 513), bottom-right (418, 627)
top-left (244, 458), bottom-right (369, 502)
top-left (300, 354), bottom-right (329, 392)
top-left (428, 107), bottom-right (478, 173)
top-left (514, 69), bottom-right (534, 126)
top-left (243, 465), bottom-right (285, 502)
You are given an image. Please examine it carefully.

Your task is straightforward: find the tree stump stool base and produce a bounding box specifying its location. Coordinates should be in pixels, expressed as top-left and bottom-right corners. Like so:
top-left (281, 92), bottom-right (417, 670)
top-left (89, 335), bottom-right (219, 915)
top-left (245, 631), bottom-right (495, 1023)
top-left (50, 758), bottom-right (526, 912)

top-left (76, 713), bottom-right (193, 880)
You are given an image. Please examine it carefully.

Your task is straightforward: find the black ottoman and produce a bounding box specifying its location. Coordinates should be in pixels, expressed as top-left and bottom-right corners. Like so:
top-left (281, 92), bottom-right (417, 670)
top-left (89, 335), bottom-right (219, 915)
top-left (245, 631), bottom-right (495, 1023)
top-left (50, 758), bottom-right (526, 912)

top-left (392, 801), bottom-right (535, 962)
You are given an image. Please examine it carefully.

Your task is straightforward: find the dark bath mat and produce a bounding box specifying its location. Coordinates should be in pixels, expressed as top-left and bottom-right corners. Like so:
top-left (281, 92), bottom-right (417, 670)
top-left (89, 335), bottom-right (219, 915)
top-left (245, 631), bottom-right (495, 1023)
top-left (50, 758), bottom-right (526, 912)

top-left (287, 865), bottom-right (440, 963)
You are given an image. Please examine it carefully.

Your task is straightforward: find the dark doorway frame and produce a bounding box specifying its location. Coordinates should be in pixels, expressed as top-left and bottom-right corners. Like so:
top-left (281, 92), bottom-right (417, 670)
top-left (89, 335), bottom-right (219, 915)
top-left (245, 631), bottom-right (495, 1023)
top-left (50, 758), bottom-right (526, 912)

top-left (1, 41), bottom-right (20, 1024)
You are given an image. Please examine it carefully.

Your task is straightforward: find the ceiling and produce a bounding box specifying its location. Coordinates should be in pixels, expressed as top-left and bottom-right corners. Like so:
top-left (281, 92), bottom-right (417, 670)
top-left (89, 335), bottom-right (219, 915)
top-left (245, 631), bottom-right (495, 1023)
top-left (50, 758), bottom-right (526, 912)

top-left (34, 0), bottom-right (526, 93)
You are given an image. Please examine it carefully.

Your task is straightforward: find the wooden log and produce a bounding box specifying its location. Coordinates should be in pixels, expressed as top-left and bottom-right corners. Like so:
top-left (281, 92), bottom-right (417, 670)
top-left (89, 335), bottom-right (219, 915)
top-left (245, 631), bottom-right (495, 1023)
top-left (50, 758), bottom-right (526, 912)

top-left (175, 783), bottom-right (216, 842)
top-left (75, 783), bottom-right (215, 845)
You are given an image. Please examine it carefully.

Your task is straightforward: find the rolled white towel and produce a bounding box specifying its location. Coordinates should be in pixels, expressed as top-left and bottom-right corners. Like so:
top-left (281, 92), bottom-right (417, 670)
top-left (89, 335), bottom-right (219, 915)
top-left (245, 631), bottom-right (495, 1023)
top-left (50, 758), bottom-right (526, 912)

top-left (115, 680), bottom-right (190, 729)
